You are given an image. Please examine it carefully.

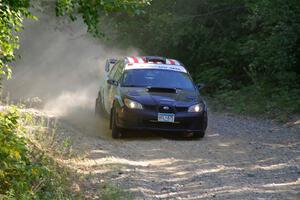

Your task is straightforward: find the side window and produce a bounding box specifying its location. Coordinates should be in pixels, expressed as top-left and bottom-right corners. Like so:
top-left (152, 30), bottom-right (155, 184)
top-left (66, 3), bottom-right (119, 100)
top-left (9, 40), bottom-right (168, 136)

top-left (108, 62), bottom-right (119, 79)
top-left (113, 61), bottom-right (124, 81)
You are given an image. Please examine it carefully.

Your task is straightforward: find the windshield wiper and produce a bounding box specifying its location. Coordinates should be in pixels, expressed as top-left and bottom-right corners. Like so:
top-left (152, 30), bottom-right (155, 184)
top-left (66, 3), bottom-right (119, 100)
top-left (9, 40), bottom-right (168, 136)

top-left (174, 87), bottom-right (183, 90)
top-left (122, 84), bottom-right (142, 87)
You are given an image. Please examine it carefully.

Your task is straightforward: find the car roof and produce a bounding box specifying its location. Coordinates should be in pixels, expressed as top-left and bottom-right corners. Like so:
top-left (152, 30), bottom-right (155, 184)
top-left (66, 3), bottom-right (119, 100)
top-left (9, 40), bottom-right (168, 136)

top-left (124, 56), bottom-right (187, 73)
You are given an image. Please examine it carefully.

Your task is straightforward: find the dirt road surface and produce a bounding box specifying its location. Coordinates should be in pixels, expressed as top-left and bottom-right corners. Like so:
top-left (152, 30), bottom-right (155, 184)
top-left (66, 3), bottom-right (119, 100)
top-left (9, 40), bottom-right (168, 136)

top-left (55, 109), bottom-right (300, 200)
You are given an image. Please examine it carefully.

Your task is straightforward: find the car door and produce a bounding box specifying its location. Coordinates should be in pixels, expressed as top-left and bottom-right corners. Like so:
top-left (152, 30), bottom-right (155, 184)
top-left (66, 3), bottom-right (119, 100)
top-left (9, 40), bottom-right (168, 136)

top-left (107, 61), bottom-right (125, 110)
top-left (103, 61), bottom-right (119, 113)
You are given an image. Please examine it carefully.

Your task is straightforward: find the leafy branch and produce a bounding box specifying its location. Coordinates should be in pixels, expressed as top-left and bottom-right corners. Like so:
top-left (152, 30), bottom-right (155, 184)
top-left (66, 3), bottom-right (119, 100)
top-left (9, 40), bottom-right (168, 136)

top-left (0, 0), bottom-right (36, 81)
top-left (55, 0), bottom-right (152, 36)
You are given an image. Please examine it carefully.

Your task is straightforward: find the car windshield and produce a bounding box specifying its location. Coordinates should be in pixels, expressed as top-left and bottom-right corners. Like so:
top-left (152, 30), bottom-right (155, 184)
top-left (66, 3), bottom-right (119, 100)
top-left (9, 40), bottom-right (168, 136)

top-left (121, 69), bottom-right (195, 90)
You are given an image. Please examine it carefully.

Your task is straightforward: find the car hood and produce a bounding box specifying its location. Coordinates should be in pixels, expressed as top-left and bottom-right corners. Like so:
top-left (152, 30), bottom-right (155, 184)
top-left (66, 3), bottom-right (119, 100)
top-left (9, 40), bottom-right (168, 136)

top-left (121, 87), bottom-right (202, 107)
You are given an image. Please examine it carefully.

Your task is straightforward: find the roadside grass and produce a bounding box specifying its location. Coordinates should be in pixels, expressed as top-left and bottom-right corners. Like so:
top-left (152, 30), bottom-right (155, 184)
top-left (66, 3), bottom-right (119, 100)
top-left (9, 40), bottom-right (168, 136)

top-left (0, 106), bottom-right (81, 199)
top-left (0, 104), bottom-right (132, 199)
top-left (207, 85), bottom-right (300, 122)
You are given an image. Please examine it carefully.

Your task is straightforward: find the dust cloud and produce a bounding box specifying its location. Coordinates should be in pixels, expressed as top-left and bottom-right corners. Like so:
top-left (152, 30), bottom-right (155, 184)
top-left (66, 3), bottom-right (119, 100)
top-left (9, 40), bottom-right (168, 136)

top-left (3, 8), bottom-right (137, 136)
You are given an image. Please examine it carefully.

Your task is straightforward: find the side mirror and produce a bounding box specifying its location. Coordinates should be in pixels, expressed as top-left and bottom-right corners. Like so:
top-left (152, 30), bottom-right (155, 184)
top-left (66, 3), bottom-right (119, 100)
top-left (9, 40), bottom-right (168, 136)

top-left (105, 58), bottom-right (117, 72)
top-left (197, 83), bottom-right (205, 90)
top-left (105, 61), bottom-right (110, 72)
top-left (107, 79), bottom-right (119, 86)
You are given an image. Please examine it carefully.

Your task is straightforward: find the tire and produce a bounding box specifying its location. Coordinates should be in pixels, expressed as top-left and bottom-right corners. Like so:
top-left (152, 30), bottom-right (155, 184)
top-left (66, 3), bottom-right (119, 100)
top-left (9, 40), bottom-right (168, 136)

top-left (192, 131), bottom-right (205, 139)
top-left (95, 97), bottom-right (105, 116)
top-left (203, 111), bottom-right (208, 131)
top-left (95, 99), bottom-right (100, 115)
top-left (111, 108), bottom-right (122, 139)
top-left (192, 112), bottom-right (207, 139)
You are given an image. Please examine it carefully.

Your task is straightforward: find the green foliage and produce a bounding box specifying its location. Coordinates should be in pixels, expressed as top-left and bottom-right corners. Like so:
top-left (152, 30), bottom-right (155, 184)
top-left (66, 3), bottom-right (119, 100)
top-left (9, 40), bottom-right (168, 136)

top-left (0, 0), bottom-right (150, 82)
top-left (209, 86), bottom-right (300, 120)
top-left (0, 0), bottom-right (36, 81)
top-left (0, 107), bottom-right (75, 199)
top-left (55, 0), bottom-right (151, 36)
top-left (104, 0), bottom-right (300, 117)
top-left (243, 0), bottom-right (300, 86)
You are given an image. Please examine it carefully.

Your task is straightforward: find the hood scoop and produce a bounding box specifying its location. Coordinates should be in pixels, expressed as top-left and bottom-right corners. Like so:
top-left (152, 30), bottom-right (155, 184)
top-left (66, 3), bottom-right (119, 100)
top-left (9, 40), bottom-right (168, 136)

top-left (146, 87), bottom-right (177, 94)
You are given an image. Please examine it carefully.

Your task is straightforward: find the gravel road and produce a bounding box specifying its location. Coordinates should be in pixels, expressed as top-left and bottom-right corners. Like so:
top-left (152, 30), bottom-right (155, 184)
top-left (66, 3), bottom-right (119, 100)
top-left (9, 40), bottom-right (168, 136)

top-left (55, 110), bottom-right (300, 200)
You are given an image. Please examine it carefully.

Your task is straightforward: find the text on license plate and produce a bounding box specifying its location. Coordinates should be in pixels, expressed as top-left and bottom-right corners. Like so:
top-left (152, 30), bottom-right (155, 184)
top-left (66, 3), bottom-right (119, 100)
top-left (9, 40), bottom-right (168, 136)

top-left (158, 113), bottom-right (175, 123)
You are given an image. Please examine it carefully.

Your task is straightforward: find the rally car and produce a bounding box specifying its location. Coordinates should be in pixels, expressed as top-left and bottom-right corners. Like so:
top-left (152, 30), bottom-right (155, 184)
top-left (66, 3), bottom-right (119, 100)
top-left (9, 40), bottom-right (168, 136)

top-left (95, 56), bottom-right (207, 139)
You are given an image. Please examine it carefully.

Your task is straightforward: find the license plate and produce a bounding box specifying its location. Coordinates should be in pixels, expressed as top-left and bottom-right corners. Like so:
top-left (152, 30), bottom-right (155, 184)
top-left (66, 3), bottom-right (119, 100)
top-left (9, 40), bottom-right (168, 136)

top-left (158, 113), bottom-right (175, 123)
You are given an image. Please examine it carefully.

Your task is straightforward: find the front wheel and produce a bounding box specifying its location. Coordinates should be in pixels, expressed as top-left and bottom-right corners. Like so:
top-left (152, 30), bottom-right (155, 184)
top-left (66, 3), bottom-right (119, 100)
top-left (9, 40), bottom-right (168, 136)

top-left (111, 108), bottom-right (122, 139)
top-left (192, 112), bottom-right (208, 139)
top-left (95, 96), bottom-right (105, 116)
top-left (192, 131), bottom-right (205, 139)
top-left (95, 98), bottom-right (101, 115)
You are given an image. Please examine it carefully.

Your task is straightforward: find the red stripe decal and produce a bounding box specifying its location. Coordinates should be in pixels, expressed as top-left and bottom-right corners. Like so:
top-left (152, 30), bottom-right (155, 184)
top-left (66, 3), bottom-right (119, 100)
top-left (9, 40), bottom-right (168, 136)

top-left (131, 56), bottom-right (139, 63)
top-left (169, 59), bottom-right (175, 65)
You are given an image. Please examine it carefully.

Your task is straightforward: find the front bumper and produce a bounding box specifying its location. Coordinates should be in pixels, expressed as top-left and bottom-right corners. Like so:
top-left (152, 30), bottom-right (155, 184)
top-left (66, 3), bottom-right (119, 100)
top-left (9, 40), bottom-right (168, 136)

top-left (115, 106), bottom-right (207, 133)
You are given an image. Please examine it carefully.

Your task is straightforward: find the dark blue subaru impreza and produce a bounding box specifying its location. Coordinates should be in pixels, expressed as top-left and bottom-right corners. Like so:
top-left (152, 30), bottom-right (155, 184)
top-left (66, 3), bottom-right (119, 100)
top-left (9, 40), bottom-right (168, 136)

top-left (96, 56), bottom-right (207, 139)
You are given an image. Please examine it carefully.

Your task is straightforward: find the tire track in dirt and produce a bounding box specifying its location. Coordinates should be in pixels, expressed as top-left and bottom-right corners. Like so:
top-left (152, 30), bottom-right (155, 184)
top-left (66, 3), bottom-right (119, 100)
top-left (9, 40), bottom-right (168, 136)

top-left (57, 110), bottom-right (300, 200)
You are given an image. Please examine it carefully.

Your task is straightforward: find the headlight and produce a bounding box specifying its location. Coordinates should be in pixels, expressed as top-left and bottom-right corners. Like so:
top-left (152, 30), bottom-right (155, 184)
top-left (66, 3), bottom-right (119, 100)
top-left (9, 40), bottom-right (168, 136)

top-left (124, 98), bottom-right (143, 109)
top-left (188, 103), bottom-right (203, 112)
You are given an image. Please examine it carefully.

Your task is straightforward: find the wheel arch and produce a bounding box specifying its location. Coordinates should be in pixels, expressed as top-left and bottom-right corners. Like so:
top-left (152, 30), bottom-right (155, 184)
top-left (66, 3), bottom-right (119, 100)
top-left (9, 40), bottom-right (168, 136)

top-left (109, 97), bottom-right (122, 129)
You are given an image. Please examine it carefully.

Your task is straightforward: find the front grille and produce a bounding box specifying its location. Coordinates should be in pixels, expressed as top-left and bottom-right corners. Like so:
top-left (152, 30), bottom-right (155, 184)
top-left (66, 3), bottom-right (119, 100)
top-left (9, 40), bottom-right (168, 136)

top-left (158, 105), bottom-right (174, 113)
top-left (143, 105), bottom-right (156, 110)
top-left (143, 120), bottom-right (189, 130)
top-left (143, 105), bottom-right (188, 113)
top-left (175, 107), bottom-right (188, 112)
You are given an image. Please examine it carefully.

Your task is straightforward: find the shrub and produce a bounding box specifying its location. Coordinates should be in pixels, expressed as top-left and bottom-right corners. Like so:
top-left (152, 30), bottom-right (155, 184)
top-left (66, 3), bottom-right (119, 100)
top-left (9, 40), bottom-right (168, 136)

top-left (0, 107), bottom-right (74, 199)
